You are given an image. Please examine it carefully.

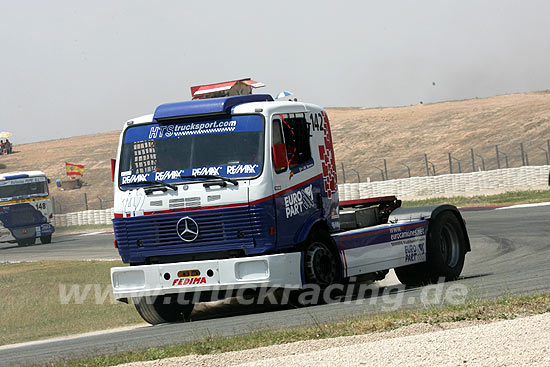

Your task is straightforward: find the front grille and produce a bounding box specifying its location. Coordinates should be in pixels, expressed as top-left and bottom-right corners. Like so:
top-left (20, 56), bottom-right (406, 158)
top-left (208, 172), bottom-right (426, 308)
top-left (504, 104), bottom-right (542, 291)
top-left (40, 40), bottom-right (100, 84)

top-left (113, 205), bottom-right (268, 257)
top-left (3, 204), bottom-right (44, 227)
top-left (169, 197), bottom-right (201, 209)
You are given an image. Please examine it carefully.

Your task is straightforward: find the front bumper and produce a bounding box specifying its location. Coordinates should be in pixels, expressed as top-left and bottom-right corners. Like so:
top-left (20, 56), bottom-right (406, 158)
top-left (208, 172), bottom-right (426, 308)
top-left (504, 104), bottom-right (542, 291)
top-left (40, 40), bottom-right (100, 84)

top-left (111, 252), bottom-right (303, 300)
top-left (0, 223), bottom-right (54, 242)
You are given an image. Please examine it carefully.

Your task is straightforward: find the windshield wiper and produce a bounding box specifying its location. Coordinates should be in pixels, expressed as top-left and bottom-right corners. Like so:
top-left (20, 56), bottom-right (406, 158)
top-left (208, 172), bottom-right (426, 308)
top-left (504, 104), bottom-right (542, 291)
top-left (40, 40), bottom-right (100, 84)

top-left (125, 180), bottom-right (178, 192)
top-left (179, 175), bottom-right (238, 186)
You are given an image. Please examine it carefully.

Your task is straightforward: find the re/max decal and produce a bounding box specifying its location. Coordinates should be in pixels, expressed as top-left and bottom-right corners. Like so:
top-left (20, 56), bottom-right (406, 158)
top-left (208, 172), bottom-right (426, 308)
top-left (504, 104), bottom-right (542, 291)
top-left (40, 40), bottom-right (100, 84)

top-left (120, 164), bottom-right (262, 185)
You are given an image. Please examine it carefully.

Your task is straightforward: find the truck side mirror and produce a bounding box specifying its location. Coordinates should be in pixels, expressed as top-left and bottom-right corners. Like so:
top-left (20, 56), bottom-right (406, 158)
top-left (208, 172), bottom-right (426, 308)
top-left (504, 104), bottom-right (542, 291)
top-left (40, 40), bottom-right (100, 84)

top-left (111, 158), bottom-right (116, 182)
top-left (272, 143), bottom-right (288, 172)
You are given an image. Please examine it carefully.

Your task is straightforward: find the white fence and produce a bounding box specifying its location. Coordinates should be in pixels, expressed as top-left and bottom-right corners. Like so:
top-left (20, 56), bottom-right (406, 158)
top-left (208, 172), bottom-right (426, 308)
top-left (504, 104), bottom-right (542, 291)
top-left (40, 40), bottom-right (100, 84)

top-left (53, 208), bottom-right (115, 227)
top-left (52, 166), bottom-right (550, 227)
top-left (339, 165), bottom-right (550, 200)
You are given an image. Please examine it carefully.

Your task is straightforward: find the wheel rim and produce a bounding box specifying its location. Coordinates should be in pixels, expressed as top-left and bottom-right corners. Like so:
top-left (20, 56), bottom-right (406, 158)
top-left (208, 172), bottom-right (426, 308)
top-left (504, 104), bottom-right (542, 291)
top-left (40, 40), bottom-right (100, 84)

top-left (440, 222), bottom-right (460, 268)
top-left (305, 242), bottom-right (337, 286)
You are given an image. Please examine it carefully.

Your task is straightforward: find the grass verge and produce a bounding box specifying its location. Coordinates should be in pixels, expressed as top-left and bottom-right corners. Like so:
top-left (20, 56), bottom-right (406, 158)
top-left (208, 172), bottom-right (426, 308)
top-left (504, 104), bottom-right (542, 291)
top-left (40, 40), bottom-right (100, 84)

top-left (0, 260), bottom-right (142, 346)
top-left (403, 189), bottom-right (550, 207)
top-left (52, 292), bottom-right (550, 367)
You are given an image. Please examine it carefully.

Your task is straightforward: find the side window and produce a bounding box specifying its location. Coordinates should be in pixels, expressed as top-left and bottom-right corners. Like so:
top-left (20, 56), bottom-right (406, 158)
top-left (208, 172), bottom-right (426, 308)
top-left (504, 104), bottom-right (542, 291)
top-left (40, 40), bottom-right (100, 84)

top-left (280, 115), bottom-right (312, 168)
top-left (272, 119), bottom-right (287, 174)
top-left (272, 119), bottom-right (284, 146)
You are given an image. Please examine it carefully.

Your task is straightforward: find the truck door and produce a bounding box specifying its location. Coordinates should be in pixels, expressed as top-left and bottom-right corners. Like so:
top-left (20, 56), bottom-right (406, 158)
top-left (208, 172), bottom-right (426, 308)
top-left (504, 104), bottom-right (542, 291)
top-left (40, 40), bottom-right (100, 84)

top-left (271, 113), bottom-right (322, 248)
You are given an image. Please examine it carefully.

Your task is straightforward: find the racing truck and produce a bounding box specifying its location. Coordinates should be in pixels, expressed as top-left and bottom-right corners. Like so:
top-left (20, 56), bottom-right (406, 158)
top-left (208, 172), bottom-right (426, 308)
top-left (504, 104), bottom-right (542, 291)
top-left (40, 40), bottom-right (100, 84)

top-left (0, 171), bottom-right (55, 246)
top-left (110, 88), bottom-right (470, 325)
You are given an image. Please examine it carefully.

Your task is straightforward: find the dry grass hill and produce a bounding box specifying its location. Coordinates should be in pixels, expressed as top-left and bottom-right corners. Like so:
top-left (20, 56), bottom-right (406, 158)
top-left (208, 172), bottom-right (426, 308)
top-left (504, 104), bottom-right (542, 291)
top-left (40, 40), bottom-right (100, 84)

top-left (329, 91), bottom-right (550, 182)
top-left (1, 91), bottom-right (549, 213)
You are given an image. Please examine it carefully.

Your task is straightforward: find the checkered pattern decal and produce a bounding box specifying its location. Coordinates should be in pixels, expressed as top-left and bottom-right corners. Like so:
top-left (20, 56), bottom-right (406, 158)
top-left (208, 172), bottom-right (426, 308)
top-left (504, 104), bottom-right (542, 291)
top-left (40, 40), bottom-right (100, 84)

top-left (318, 111), bottom-right (337, 199)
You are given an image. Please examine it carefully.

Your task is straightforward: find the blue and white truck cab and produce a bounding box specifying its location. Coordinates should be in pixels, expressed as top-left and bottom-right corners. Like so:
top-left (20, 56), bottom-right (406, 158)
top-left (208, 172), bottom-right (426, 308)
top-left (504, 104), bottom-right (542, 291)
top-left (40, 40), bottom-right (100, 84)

top-left (110, 91), bottom-right (470, 324)
top-left (0, 171), bottom-right (55, 246)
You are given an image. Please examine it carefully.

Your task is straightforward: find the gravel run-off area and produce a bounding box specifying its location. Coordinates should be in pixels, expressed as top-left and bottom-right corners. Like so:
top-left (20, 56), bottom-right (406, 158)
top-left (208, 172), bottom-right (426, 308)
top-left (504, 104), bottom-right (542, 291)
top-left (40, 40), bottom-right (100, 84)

top-left (120, 312), bottom-right (550, 367)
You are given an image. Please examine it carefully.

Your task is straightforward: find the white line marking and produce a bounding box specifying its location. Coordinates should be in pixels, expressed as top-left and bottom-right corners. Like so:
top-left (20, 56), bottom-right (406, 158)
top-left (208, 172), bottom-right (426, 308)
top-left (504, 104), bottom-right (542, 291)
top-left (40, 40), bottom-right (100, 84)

top-left (495, 202), bottom-right (550, 210)
top-left (79, 231), bottom-right (114, 236)
top-left (0, 324), bottom-right (147, 351)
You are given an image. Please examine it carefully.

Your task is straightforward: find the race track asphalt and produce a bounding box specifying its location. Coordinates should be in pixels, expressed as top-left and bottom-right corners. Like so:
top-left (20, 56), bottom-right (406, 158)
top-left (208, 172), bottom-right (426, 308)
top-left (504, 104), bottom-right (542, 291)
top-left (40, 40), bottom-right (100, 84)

top-left (1, 205), bottom-right (550, 366)
top-left (0, 231), bottom-right (119, 262)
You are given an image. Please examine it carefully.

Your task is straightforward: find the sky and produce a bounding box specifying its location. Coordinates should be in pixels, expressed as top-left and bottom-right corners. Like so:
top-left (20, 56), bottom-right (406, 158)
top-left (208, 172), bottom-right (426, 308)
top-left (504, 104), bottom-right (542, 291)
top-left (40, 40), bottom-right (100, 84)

top-left (1, 0), bottom-right (550, 144)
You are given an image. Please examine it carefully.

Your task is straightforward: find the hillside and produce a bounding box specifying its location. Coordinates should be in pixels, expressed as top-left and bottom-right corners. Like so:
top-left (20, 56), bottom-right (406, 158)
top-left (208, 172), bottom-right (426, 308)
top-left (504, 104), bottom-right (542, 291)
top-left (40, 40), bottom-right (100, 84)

top-left (1, 92), bottom-right (549, 213)
top-left (0, 131), bottom-right (120, 213)
top-left (329, 91), bottom-right (550, 182)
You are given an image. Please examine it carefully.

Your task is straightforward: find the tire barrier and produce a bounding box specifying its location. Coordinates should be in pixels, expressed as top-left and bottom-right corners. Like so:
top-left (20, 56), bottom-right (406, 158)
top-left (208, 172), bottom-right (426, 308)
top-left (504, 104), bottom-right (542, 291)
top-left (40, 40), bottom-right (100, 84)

top-left (52, 208), bottom-right (115, 227)
top-left (338, 165), bottom-right (550, 200)
top-left (52, 166), bottom-right (550, 227)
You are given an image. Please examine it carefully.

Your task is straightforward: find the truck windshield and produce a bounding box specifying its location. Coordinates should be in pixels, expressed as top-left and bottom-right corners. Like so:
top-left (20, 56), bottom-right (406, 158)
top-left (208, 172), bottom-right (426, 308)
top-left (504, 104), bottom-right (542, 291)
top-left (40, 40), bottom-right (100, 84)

top-left (0, 178), bottom-right (49, 202)
top-left (119, 114), bottom-right (264, 187)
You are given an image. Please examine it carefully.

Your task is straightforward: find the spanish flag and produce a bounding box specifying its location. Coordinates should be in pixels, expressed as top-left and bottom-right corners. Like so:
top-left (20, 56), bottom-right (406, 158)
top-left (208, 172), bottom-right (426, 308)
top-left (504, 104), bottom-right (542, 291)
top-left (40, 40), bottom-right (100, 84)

top-left (65, 162), bottom-right (85, 177)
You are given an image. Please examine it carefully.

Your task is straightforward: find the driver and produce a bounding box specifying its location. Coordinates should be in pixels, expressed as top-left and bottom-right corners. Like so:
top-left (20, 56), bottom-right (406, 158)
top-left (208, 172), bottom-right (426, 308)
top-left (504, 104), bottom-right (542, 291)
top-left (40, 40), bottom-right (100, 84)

top-left (155, 142), bottom-right (180, 172)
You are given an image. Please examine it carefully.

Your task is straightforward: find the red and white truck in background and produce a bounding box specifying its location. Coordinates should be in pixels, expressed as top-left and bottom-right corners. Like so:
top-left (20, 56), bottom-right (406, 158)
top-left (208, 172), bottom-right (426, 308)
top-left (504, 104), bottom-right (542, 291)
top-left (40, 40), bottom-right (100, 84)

top-left (110, 80), bottom-right (470, 324)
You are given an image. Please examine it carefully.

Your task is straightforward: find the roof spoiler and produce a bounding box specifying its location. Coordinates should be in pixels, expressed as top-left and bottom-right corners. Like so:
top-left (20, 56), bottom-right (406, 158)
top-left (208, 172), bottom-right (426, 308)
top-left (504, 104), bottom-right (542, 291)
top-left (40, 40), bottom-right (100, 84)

top-left (190, 78), bottom-right (265, 100)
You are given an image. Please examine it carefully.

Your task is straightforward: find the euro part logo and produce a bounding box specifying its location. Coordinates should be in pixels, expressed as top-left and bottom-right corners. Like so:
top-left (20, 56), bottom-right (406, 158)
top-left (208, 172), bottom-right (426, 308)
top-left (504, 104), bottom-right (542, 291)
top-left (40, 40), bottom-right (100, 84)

top-left (284, 185), bottom-right (315, 218)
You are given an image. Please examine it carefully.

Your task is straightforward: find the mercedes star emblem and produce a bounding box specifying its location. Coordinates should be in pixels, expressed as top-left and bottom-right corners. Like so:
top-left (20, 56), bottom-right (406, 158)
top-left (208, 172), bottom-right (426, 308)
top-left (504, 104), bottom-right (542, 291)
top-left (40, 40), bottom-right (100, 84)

top-left (176, 216), bottom-right (199, 242)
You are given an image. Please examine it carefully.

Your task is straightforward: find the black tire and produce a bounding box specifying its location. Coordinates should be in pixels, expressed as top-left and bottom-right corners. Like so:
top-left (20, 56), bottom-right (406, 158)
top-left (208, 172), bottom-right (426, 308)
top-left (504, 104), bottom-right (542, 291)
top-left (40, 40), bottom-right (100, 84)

top-left (304, 230), bottom-right (342, 287)
top-left (291, 230), bottom-right (342, 306)
top-left (395, 211), bottom-right (466, 286)
top-left (17, 238), bottom-right (36, 247)
top-left (40, 235), bottom-right (52, 244)
top-left (133, 294), bottom-right (194, 325)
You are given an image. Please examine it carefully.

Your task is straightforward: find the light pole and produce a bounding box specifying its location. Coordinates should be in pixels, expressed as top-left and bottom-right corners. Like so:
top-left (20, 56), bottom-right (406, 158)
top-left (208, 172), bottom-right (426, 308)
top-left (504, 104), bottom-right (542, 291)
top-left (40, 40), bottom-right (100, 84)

top-left (451, 156), bottom-right (462, 173)
top-left (350, 169), bottom-right (361, 183)
top-left (341, 162), bottom-right (346, 183)
top-left (374, 166), bottom-right (385, 181)
top-left (424, 154), bottom-right (435, 176)
top-left (428, 161), bottom-right (436, 176)
top-left (475, 154), bottom-right (485, 171)
top-left (500, 151), bottom-right (510, 168)
top-left (538, 146), bottom-right (549, 165)
top-left (401, 163), bottom-right (411, 178)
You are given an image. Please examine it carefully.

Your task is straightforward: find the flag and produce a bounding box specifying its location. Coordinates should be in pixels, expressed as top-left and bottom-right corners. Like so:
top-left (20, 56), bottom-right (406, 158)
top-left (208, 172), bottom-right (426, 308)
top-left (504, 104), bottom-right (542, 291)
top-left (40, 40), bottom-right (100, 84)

top-left (65, 162), bottom-right (85, 177)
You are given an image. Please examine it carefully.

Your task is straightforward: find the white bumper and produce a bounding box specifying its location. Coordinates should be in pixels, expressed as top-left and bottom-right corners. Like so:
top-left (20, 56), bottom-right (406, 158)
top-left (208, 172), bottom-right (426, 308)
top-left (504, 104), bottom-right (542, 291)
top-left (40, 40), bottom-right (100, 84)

top-left (111, 252), bottom-right (303, 299)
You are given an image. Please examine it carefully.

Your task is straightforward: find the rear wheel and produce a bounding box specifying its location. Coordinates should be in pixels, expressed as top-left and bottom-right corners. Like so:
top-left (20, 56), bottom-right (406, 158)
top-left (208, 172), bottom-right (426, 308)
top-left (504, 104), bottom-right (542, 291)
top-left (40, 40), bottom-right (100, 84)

top-left (133, 294), bottom-right (194, 325)
top-left (40, 235), bottom-right (52, 244)
top-left (395, 211), bottom-right (466, 286)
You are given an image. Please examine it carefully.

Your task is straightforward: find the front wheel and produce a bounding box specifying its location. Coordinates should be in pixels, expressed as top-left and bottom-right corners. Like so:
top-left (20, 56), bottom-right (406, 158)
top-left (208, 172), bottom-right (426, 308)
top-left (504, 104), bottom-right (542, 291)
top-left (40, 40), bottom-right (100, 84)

top-left (17, 238), bottom-right (36, 247)
top-left (40, 235), bottom-right (52, 244)
top-left (291, 230), bottom-right (342, 306)
top-left (395, 211), bottom-right (466, 286)
top-left (133, 295), bottom-right (194, 325)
